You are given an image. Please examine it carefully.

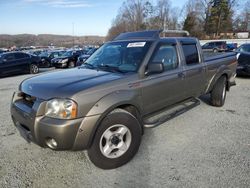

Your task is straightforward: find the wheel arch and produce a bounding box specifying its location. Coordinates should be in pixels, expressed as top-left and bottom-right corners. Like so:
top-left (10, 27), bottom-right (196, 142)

top-left (87, 102), bottom-right (143, 148)
top-left (74, 90), bottom-right (144, 149)
top-left (206, 68), bottom-right (230, 93)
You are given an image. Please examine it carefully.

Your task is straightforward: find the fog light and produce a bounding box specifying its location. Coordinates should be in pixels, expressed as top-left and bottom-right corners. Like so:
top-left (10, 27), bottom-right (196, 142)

top-left (46, 138), bottom-right (58, 149)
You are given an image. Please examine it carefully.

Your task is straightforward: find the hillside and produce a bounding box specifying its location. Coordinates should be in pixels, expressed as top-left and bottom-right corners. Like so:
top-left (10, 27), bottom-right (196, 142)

top-left (0, 34), bottom-right (105, 48)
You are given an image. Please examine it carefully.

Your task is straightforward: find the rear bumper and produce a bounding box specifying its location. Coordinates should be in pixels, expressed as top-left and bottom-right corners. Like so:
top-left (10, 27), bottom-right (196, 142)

top-left (11, 92), bottom-right (101, 150)
top-left (237, 66), bottom-right (250, 76)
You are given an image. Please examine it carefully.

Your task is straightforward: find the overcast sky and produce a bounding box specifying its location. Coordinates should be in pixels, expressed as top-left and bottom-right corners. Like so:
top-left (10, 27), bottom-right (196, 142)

top-left (0, 0), bottom-right (187, 36)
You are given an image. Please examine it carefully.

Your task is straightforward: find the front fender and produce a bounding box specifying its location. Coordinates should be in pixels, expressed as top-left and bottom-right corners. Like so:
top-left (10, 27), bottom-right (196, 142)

top-left (72, 90), bottom-right (143, 150)
top-left (86, 90), bottom-right (142, 117)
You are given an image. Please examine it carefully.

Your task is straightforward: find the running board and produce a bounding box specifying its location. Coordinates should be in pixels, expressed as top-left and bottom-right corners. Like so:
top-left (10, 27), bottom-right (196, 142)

top-left (143, 98), bottom-right (200, 128)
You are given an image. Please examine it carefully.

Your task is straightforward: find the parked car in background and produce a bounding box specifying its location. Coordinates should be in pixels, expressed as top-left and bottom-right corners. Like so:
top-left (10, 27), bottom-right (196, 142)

top-left (0, 52), bottom-right (40, 77)
top-left (226, 43), bottom-right (238, 51)
top-left (39, 50), bottom-right (66, 68)
top-left (0, 49), bottom-right (8, 54)
top-left (76, 48), bottom-right (98, 66)
top-left (202, 41), bottom-right (227, 52)
top-left (51, 50), bottom-right (84, 68)
top-left (236, 43), bottom-right (250, 76)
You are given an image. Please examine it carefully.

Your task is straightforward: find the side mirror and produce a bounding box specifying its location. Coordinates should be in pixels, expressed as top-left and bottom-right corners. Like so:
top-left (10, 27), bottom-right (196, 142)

top-left (146, 62), bottom-right (164, 76)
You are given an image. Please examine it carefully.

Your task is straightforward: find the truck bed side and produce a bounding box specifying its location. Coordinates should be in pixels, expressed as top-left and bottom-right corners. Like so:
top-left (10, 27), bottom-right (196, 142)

top-left (203, 52), bottom-right (237, 93)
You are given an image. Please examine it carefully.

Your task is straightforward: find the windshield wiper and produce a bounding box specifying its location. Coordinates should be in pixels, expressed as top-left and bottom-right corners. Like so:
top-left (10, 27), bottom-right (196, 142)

top-left (97, 64), bottom-right (125, 74)
top-left (82, 62), bottom-right (95, 69)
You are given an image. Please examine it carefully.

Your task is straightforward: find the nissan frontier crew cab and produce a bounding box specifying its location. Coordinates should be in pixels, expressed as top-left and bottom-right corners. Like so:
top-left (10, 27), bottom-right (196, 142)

top-left (11, 30), bottom-right (237, 169)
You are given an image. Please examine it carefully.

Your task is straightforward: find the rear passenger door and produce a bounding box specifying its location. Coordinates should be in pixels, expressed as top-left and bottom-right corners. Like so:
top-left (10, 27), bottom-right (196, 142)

top-left (141, 42), bottom-right (187, 114)
top-left (14, 53), bottom-right (30, 72)
top-left (181, 42), bottom-right (206, 97)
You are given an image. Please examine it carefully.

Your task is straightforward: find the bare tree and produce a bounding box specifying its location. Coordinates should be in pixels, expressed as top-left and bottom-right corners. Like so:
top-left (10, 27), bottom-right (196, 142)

top-left (182, 0), bottom-right (206, 38)
top-left (106, 0), bottom-right (153, 40)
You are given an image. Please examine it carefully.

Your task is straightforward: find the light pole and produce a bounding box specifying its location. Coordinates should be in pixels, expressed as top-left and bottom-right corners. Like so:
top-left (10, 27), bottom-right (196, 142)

top-left (72, 22), bottom-right (75, 47)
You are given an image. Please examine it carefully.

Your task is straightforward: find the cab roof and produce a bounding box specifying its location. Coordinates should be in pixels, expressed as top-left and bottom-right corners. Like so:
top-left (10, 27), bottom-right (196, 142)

top-left (112, 30), bottom-right (197, 44)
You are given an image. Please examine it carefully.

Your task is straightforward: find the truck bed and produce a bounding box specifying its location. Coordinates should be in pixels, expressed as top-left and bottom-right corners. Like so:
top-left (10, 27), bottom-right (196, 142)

top-left (203, 51), bottom-right (236, 62)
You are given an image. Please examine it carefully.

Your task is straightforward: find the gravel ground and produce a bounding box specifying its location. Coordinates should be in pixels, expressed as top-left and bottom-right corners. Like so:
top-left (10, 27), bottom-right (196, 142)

top-left (0, 70), bottom-right (250, 188)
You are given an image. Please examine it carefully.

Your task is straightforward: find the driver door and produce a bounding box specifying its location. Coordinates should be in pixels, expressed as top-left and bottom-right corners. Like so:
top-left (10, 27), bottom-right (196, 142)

top-left (0, 53), bottom-right (17, 75)
top-left (141, 42), bottom-right (187, 115)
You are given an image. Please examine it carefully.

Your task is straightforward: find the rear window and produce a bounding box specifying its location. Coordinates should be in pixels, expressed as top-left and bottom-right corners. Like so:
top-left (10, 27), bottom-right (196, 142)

top-left (181, 44), bottom-right (199, 65)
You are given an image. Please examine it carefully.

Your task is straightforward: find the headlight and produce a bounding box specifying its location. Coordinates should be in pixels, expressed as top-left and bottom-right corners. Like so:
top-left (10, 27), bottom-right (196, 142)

top-left (45, 99), bottom-right (77, 119)
top-left (60, 59), bottom-right (68, 63)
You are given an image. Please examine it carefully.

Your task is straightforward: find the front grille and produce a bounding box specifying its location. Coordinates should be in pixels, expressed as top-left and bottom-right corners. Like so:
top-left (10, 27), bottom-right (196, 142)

top-left (18, 92), bottom-right (36, 107)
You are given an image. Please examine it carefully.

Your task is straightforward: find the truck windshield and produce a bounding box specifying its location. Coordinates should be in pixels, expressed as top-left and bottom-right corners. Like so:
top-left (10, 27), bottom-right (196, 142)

top-left (84, 41), bottom-right (152, 73)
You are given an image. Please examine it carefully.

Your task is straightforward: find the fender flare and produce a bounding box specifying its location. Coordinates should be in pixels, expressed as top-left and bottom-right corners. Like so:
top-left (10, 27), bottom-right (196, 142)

top-left (73, 90), bottom-right (143, 149)
top-left (206, 65), bottom-right (231, 93)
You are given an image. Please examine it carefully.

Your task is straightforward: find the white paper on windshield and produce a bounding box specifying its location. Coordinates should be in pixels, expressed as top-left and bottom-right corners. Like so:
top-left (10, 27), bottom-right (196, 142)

top-left (127, 42), bottom-right (146, 48)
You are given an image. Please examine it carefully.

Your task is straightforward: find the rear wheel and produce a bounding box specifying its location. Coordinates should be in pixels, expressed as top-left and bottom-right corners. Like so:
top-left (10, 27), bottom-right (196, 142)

top-left (213, 48), bottom-right (218, 53)
top-left (211, 76), bottom-right (227, 107)
top-left (88, 109), bottom-right (142, 169)
top-left (30, 64), bottom-right (39, 74)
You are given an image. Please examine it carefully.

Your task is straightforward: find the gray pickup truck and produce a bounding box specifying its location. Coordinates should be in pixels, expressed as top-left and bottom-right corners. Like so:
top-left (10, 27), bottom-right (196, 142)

top-left (11, 30), bottom-right (237, 169)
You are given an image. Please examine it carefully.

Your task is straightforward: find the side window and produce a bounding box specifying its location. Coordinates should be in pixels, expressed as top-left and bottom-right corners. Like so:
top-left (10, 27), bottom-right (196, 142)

top-left (5, 54), bottom-right (15, 61)
top-left (23, 53), bottom-right (30, 58)
top-left (14, 53), bottom-right (23, 59)
top-left (151, 44), bottom-right (178, 71)
top-left (210, 43), bottom-right (214, 47)
top-left (53, 53), bottom-right (59, 58)
top-left (15, 53), bottom-right (29, 59)
top-left (181, 44), bottom-right (199, 66)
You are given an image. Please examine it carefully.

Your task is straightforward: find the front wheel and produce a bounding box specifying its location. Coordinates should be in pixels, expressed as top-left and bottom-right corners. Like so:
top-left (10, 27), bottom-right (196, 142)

top-left (68, 61), bottom-right (75, 68)
top-left (211, 76), bottom-right (227, 107)
top-left (30, 64), bottom-right (39, 74)
top-left (88, 109), bottom-right (142, 169)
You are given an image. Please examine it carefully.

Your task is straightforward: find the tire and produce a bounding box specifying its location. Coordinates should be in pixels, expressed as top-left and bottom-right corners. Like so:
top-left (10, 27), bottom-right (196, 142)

top-left (46, 61), bottom-right (51, 68)
top-left (30, 64), bottom-right (39, 74)
top-left (68, 61), bottom-right (75, 68)
top-left (88, 109), bottom-right (142, 169)
top-left (211, 76), bottom-right (227, 107)
top-left (213, 48), bottom-right (218, 53)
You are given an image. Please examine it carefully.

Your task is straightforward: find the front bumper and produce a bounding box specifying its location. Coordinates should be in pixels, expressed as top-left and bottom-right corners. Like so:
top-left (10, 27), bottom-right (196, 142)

top-left (11, 92), bottom-right (100, 150)
top-left (52, 62), bottom-right (68, 68)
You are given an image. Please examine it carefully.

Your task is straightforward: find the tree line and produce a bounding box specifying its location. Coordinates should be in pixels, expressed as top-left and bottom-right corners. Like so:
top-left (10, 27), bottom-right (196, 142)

top-left (106, 0), bottom-right (250, 40)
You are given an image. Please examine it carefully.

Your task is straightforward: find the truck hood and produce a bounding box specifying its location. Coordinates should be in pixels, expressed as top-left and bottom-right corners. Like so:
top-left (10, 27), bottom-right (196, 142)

top-left (20, 68), bottom-right (123, 100)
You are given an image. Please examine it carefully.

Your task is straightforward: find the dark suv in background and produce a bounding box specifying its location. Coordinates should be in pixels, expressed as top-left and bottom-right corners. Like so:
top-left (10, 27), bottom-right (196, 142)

top-left (39, 50), bottom-right (66, 68)
top-left (51, 50), bottom-right (84, 68)
top-left (76, 48), bottom-right (98, 66)
top-left (0, 52), bottom-right (40, 77)
top-left (202, 41), bottom-right (227, 52)
top-left (236, 43), bottom-right (250, 76)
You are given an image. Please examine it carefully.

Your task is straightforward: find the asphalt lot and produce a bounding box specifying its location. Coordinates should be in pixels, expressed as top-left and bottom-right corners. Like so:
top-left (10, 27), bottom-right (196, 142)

top-left (0, 69), bottom-right (250, 188)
